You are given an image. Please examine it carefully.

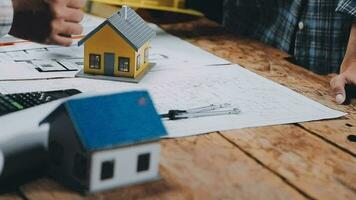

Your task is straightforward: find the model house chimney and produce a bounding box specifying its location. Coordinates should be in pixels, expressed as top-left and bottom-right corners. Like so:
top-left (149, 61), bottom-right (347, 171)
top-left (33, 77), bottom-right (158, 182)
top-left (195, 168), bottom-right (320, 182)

top-left (123, 6), bottom-right (128, 20)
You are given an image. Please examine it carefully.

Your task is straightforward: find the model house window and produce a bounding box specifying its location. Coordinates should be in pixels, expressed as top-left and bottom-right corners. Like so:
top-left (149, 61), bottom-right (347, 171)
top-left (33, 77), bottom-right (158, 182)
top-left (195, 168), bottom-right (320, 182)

top-left (137, 153), bottom-right (150, 172)
top-left (89, 54), bottom-right (101, 69)
top-left (119, 57), bottom-right (130, 72)
top-left (73, 153), bottom-right (88, 181)
top-left (101, 160), bottom-right (115, 180)
top-left (144, 48), bottom-right (149, 63)
top-left (136, 55), bottom-right (141, 71)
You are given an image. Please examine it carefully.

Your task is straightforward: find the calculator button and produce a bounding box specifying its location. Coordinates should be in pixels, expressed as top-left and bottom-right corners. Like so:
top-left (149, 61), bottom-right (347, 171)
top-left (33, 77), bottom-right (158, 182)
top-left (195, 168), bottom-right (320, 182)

top-left (11, 101), bottom-right (24, 110)
top-left (0, 89), bottom-right (81, 117)
top-left (0, 105), bottom-right (8, 112)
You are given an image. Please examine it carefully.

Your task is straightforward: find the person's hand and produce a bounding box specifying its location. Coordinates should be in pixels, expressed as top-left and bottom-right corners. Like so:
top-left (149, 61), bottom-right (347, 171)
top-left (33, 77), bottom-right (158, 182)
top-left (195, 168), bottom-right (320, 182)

top-left (10, 0), bottom-right (85, 46)
top-left (330, 20), bottom-right (356, 104)
top-left (330, 62), bottom-right (356, 104)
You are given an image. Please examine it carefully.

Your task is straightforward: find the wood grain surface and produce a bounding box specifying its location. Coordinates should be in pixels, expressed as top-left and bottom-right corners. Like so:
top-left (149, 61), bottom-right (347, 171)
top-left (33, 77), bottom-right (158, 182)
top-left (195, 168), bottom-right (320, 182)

top-left (21, 134), bottom-right (307, 200)
top-left (221, 125), bottom-right (356, 200)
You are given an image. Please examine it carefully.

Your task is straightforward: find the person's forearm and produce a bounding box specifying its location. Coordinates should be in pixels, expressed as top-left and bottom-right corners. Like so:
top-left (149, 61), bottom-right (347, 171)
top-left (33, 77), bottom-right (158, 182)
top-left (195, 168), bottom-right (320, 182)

top-left (340, 19), bottom-right (356, 72)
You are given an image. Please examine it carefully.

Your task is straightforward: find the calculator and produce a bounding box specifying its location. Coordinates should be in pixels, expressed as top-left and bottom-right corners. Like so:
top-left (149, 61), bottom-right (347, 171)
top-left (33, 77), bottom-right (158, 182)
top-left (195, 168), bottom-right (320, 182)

top-left (0, 89), bottom-right (81, 117)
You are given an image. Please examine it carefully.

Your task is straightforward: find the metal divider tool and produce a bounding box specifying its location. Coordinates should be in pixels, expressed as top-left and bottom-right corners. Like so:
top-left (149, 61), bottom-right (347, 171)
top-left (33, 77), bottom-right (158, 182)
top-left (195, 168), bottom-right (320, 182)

top-left (160, 103), bottom-right (241, 120)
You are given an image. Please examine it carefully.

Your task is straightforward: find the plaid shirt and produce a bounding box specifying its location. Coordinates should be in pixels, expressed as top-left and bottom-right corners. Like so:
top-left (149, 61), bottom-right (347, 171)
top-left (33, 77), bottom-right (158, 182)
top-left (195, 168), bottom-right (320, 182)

top-left (223, 0), bottom-right (356, 75)
top-left (0, 0), bottom-right (13, 38)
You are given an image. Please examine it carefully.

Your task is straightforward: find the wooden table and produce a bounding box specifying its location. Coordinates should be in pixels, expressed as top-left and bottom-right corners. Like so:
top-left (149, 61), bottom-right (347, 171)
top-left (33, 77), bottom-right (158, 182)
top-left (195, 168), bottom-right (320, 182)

top-left (1, 18), bottom-right (355, 200)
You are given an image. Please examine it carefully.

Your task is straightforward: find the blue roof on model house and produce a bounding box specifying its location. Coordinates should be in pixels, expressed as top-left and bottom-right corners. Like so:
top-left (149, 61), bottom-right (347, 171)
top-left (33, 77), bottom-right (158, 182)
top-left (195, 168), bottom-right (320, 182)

top-left (78, 6), bottom-right (156, 51)
top-left (41, 91), bottom-right (167, 151)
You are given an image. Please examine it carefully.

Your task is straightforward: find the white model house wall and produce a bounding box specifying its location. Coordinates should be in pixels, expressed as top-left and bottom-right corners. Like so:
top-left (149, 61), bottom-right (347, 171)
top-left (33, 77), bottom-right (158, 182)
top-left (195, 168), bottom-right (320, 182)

top-left (89, 142), bottom-right (160, 193)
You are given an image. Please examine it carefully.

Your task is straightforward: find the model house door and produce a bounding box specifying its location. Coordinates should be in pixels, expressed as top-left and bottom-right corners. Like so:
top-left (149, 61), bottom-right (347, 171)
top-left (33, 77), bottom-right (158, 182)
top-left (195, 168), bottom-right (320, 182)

top-left (104, 53), bottom-right (115, 76)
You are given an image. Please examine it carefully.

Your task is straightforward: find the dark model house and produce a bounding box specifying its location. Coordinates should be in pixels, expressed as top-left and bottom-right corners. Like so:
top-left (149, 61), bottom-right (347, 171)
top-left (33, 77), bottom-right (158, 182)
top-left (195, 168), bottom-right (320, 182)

top-left (41, 91), bottom-right (167, 193)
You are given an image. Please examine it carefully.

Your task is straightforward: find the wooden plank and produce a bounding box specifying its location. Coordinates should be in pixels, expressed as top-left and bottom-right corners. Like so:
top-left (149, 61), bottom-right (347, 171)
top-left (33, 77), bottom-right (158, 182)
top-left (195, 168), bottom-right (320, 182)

top-left (221, 125), bottom-right (356, 200)
top-left (299, 120), bottom-right (356, 156)
top-left (21, 134), bottom-right (306, 200)
top-left (159, 134), bottom-right (306, 200)
top-left (197, 36), bottom-right (356, 154)
top-left (20, 168), bottom-right (189, 200)
top-left (160, 18), bottom-right (356, 154)
top-left (185, 26), bottom-right (343, 112)
top-left (162, 19), bottom-right (356, 116)
top-left (16, 18), bottom-right (356, 200)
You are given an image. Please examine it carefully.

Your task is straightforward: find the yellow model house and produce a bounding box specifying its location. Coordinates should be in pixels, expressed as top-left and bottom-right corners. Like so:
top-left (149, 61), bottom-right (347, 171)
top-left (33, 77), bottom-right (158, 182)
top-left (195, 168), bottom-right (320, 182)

top-left (78, 6), bottom-right (156, 82)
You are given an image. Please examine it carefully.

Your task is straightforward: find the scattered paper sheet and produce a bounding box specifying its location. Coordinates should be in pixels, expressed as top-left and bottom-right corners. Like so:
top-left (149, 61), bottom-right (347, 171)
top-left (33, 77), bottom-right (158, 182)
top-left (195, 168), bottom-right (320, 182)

top-left (0, 65), bottom-right (345, 138)
top-left (0, 62), bottom-right (79, 80)
top-left (142, 66), bottom-right (346, 137)
top-left (0, 14), bottom-right (104, 80)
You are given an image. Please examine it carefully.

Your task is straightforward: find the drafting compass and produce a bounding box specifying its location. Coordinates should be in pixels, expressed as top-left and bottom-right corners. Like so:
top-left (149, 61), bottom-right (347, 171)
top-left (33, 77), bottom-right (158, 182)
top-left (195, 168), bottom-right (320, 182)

top-left (160, 103), bottom-right (241, 120)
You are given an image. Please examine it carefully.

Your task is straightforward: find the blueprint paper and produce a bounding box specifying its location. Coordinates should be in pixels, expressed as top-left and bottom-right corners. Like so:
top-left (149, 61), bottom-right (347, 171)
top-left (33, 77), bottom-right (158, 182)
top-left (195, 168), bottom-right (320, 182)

top-left (0, 65), bottom-right (345, 138)
top-left (149, 24), bottom-right (230, 68)
top-left (0, 14), bottom-right (103, 80)
top-left (0, 62), bottom-right (81, 80)
top-left (0, 14), bottom-right (345, 138)
top-left (0, 20), bottom-right (229, 80)
top-left (0, 15), bottom-right (346, 179)
top-left (141, 66), bottom-right (345, 137)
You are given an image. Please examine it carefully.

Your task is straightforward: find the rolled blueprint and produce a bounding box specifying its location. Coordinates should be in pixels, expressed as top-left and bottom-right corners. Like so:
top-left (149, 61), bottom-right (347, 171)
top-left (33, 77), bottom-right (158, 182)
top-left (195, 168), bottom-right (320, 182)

top-left (0, 100), bottom-right (58, 188)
